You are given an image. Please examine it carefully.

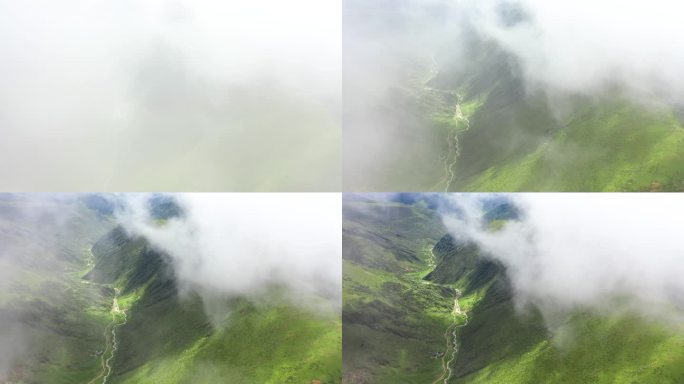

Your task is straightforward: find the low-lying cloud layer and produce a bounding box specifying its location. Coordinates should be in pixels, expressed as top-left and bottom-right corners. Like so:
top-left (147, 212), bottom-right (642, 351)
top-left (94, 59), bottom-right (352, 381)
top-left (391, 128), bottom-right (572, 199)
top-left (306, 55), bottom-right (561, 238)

top-left (0, 1), bottom-right (340, 191)
top-left (442, 194), bottom-right (684, 328)
top-left (119, 193), bottom-right (342, 315)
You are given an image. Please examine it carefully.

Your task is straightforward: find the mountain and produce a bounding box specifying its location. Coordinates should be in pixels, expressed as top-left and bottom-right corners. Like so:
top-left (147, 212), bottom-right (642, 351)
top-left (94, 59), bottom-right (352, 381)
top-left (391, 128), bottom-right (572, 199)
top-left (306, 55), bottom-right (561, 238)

top-left (0, 195), bottom-right (341, 384)
top-left (342, 194), bottom-right (684, 383)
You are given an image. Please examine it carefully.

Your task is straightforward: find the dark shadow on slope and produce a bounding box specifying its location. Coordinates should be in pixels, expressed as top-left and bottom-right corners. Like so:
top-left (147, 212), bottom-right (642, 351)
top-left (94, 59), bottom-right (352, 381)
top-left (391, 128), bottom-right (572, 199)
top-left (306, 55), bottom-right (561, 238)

top-left (453, 278), bottom-right (547, 381)
top-left (430, 35), bottom-right (561, 187)
top-left (112, 278), bottom-right (212, 380)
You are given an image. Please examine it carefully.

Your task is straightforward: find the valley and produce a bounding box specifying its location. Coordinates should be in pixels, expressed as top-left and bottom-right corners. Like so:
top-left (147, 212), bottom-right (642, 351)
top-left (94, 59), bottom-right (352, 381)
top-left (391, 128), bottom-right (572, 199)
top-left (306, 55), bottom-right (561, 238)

top-left (431, 289), bottom-right (466, 384)
top-left (80, 249), bottom-right (128, 384)
top-left (94, 288), bottom-right (126, 384)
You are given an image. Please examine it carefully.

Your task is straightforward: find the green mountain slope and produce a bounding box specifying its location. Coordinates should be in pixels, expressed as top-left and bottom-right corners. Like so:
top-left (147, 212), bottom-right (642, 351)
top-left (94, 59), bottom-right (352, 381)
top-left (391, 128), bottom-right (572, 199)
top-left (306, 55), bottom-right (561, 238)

top-left (342, 195), bottom-right (684, 383)
top-left (89, 227), bottom-right (342, 384)
top-left (457, 98), bottom-right (684, 192)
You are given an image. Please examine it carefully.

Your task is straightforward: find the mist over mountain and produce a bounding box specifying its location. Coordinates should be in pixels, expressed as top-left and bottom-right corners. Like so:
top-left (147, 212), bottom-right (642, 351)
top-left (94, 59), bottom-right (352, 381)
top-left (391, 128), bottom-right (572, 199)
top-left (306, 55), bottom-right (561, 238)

top-left (343, 193), bottom-right (684, 383)
top-left (344, 0), bottom-right (684, 191)
top-left (0, 193), bottom-right (342, 383)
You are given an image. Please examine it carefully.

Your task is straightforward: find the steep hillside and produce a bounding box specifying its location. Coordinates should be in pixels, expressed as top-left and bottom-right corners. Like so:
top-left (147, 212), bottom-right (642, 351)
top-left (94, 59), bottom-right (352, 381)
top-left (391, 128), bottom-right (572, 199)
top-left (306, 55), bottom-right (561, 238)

top-left (88, 226), bottom-right (342, 384)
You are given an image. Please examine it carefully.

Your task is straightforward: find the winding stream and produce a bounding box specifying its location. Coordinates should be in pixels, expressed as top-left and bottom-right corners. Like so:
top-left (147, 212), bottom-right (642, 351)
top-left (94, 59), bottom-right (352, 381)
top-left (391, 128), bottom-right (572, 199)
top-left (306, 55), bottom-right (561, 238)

top-left (423, 55), bottom-right (470, 192)
top-left (84, 248), bottom-right (127, 384)
top-left (442, 291), bottom-right (468, 384)
top-left (427, 247), bottom-right (469, 384)
top-left (443, 96), bottom-right (471, 193)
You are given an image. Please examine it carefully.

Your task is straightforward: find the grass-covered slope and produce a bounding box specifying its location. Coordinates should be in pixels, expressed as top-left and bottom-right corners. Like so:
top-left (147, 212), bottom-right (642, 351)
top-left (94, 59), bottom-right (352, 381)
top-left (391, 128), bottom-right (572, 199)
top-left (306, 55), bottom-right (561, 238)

top-left (0, 196), bottom-right (115, 384)
top-left (459, 99), bottom-right (684, 192)
top-left (87, 225), bottom-right (342, 384)
top-left (343, 195), bottom-right (684, 383)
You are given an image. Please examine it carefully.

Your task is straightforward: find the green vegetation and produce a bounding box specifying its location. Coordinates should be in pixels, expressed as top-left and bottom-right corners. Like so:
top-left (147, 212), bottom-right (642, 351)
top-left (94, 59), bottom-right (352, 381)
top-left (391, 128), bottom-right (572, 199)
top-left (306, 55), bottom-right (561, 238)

top-left (0, 198), bottom-right (115, 383)
top-left (114, 299), bottom-right (341, 384)
top-left (343, 199), bottom-right (457, 383)
top-left (462, 101), bottom-right (684, 191)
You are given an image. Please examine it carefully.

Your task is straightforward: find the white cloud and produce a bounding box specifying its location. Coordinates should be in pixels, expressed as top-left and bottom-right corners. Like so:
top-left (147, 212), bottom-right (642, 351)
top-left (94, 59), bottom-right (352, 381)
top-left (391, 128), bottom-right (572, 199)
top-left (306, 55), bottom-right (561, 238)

top-left (119, 193), bottom-right (342, 314)
top-left (469, 0), bottom-right (684, 101)
top-left (443, 193), bottom-right (684, 327)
